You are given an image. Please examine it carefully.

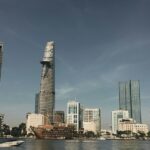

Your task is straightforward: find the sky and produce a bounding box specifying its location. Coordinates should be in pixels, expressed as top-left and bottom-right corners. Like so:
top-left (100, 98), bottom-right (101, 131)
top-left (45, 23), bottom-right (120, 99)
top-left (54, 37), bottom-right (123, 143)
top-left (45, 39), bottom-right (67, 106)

top-left (0, 0), bottom-right (150, 128)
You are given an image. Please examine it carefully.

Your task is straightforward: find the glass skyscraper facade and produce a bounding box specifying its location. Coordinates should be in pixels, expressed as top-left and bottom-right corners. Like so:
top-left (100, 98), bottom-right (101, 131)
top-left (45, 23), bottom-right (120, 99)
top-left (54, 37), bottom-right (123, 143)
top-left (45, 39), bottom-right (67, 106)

top-left (119, 80), bottom-right (142, 123)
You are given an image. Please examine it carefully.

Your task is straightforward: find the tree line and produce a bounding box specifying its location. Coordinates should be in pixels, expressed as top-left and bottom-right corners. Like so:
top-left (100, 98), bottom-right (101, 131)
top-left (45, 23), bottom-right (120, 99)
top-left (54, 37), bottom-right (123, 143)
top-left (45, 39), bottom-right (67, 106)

top-left (0, 123), bottom-right (26, 137)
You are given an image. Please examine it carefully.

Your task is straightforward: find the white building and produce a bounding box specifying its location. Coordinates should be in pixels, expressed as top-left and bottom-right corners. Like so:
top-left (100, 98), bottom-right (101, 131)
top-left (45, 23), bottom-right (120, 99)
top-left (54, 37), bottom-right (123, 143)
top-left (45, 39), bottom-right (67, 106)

top-left (135, 124), bottom-right (148, 134)
top-left (83, 108), bottom-right (101, 134)
top-left (67, 101), bottom-right (82, 131)
top-left (112, 110), bottom-right (129, 134)
top-left (26, 113), bottom-right (45, 134)
top-left (118, 118), bottom-right (148, 134)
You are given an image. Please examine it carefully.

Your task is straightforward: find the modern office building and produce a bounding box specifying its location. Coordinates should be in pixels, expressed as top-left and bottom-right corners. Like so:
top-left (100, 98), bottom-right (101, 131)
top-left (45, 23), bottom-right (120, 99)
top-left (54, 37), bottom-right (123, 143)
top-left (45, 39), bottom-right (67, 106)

top-left (112, 110), bottom-right (129, 134)
top-left (38, 41), bottom-right (55, 124)
top-left (83, 108), bottom-right (101, 134)
top-left (119, 80), bottom-right (142, 123)
top-left (35, 93), bottom-right (39, 113)
top-left (0, 43), bottom-right (3, 80)
top-left (66, 101), bottom-right (82, 132)
top-left (26, 113), bottom-right (45, 134)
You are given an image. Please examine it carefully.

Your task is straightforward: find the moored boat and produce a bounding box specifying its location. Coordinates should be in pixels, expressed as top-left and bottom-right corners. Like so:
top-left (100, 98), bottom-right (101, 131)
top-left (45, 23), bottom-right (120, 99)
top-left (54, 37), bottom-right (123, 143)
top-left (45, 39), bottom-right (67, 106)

top-left (31, 125), bottom-right (75, 140)
top-left (0, 140), bottom-right (24, 147)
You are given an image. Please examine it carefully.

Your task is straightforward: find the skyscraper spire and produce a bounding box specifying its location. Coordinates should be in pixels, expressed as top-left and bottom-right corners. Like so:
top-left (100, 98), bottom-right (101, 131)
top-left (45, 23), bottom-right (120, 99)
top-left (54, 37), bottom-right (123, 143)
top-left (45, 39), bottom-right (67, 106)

top-left (38, 41), bottom-right (55, 124)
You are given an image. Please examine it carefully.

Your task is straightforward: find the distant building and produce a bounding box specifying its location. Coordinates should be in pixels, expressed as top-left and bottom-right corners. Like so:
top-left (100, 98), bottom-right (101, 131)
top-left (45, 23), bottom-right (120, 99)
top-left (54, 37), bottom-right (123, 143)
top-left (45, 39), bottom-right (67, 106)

top-left (66, 101), bottom-right (82, 132)
top-left (83, 108), bottom-right (101, 134)
top-left (54, 111), bottom-right (65, 124)
top-left (35, 93), bottom-right (39, 113)
top-left (119, 80), bottom-right (142, 123)
top-left (0, 43), bottom-right (3, 80)
top-left (118, 118), bottom-right (148, 134)
top-left (0, 114), bottom-right (4, 129)
top-left (112, 110), bottom-right (129, 134)
top-left (26, 113), bottom-right (45, 134)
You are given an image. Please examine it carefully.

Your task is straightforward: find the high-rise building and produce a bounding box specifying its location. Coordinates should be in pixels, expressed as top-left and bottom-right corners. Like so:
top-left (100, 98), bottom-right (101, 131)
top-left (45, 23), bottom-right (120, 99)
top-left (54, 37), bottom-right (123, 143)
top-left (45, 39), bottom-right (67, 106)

top-left (66, 101), bottom-right (82, 132)
top-left (119, 80), bottom-right (142, 123)
top-left (38, 41), bottom-right (55, 123)
top-left (83, 108), bottom-right (101, 134)
top-left (112, 110), bottom-right (129, 134)
top-left (0, 43), bottom-right (3, 80)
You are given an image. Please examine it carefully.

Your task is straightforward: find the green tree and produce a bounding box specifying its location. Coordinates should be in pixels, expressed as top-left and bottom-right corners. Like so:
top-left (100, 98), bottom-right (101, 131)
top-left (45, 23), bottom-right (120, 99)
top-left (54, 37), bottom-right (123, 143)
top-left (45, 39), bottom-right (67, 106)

top-left (147, 131), bottom-right (150, 137)
top-left (11, 127), bottom-right (20, 137)
top-left (117, 130), bottom-right (132, 137)
top-left (19, 123), bottom-right (26, 136)
top-left (84, 131), bottom-right (95, 138)
top-left (138, 131), bottom-right (146, 138)
top-left (3, 124), bottom-right (10, 135)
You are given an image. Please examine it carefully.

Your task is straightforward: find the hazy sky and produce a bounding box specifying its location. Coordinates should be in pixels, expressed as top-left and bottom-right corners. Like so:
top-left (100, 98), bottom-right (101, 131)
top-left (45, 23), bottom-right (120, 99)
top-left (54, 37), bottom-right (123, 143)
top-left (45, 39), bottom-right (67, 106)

top-left (0, 0), bottom-right (150, 128)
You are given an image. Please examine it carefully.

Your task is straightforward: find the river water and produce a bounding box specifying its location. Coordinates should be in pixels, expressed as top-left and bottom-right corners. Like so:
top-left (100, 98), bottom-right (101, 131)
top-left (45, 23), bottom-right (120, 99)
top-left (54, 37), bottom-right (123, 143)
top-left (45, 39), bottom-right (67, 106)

top-left (0, 139), bottom-right (150, 150)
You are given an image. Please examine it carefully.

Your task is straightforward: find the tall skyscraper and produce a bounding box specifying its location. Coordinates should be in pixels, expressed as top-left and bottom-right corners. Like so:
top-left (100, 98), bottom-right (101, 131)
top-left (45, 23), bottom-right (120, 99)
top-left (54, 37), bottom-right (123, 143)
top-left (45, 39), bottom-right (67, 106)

top-left (119, 80), bottom-right (142, 123)
top-left (0, 43), bottom-right (3, 80)
top-left (38, 41), bottom-right (55, 124)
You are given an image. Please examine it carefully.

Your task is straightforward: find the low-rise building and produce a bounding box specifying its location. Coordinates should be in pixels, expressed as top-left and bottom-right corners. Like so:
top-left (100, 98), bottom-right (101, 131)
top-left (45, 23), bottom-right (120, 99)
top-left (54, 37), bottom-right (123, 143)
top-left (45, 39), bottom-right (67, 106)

top-left (112, 110), bottom-right (129, 134)
top-left (118, 118), bottom-right (148, 134)
top-left (26, 113), bottom-right (45, 134)
top-left (83, 108), bottom-right (101, 134)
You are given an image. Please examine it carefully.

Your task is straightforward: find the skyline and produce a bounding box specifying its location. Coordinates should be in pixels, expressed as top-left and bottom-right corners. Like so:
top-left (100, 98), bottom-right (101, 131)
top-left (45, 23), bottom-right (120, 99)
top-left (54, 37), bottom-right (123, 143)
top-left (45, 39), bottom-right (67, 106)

top-left (0, 0), bottom-right (150, 128)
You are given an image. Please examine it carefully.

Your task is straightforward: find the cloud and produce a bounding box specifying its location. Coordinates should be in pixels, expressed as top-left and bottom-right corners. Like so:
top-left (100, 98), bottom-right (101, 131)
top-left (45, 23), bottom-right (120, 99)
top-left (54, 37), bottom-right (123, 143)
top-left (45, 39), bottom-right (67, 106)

top-left (56, 55), bottom-right (77, 74)
top-left (56, 84), bottom-right (75, 100)
top-left (100, 64), bottom-right (130, 85)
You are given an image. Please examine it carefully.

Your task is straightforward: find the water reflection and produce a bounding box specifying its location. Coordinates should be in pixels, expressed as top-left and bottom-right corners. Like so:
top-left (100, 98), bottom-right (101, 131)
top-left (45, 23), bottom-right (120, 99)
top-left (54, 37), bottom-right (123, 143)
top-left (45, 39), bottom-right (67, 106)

top-left (1, 139), bottom-right (150, 150)
top-left (111, 140), bottom-right (149, 150)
